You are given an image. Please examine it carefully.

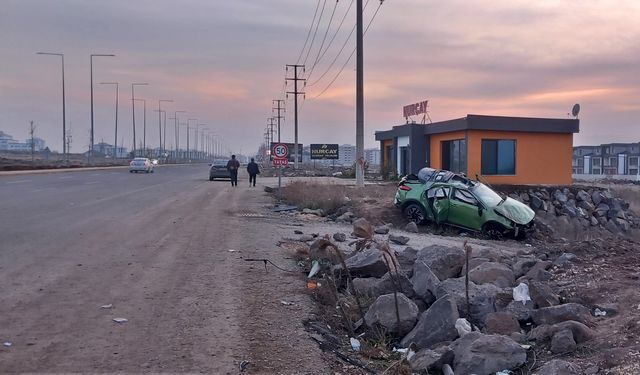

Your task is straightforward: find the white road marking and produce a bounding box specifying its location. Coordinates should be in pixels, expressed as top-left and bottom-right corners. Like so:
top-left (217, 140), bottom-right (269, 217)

top-left (85, 181), bottom-right (100, 185)
top-left (6, 180), bottom-right (31, 184)
top-left (58, 176), bottom-right (73, 179)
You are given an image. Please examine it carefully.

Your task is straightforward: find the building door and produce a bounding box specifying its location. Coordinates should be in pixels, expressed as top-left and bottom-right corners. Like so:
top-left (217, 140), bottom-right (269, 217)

top-left (399, 146), bottom-right (409, 176)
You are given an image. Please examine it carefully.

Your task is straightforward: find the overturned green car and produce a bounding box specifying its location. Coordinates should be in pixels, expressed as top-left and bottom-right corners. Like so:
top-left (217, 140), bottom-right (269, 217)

top-left (394, 168), bottom-right (535, 239)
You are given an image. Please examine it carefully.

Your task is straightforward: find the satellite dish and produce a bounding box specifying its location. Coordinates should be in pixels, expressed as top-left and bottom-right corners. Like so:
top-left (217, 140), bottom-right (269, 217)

top-left (571, 103), bottom-right (580, 117)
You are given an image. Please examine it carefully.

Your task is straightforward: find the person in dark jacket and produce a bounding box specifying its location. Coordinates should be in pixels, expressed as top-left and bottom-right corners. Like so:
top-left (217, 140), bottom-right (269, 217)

top-left (247, 158), bottom-right (260, 187)
top-left (226, 155), bottom-right (240, 186)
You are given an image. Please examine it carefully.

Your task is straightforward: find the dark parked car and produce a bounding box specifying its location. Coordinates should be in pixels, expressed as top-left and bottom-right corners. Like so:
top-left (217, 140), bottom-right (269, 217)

top-left (209, 159), bottom-right (230, 181)
top-left (394, 168), bottom-right (535, 239)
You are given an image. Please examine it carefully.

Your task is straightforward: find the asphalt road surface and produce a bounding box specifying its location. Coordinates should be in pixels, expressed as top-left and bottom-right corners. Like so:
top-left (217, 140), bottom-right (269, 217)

top-left (0, 165), bottom-right (331, 373)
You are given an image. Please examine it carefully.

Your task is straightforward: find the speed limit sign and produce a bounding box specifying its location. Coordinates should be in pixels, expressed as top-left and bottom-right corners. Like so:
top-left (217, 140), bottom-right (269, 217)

top-left (272, 143), bottom-right (289, 159)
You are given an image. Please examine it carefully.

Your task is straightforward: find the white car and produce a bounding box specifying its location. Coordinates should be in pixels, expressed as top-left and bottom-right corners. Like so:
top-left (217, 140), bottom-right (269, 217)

top-left (129, 157), bottom-right (154, 173)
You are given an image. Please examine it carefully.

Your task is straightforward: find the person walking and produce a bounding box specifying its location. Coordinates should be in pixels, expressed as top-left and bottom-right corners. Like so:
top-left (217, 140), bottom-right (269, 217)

top-left (247, 158), bottom-right (260, 187)
top-left (226, 155), bottom-right (240, 187)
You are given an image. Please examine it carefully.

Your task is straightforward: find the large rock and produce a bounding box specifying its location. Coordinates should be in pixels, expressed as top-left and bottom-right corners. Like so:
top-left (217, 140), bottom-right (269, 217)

top-left (408, 346), bottom-right (454, 373)
top-left (591, 191), bottom-right (605, 206)
top-left (529, 281), bottom-right (560, 308)
top-left (435, 278), bottom-right (501, 326)
top-left (484, 312), bottom-right (521, 335)
top-left (389, 234), bottom-right (410, 245)
top-left (400, 295), bottom-right (459, 349)
top-left (374, 224), bottom-right (391, 234)
top-left (576, 189), bottom-right (591, 202)
top-left (416, 245), bottom-right (465, 280)
top-left (530, 195), bottom-right (545, 211)
top-left (531, 303), bottom-right (592, 326)
top-left (554, 190), bottom-right (568, 204)
top-left (354, 272), bottom-right (415, 299)
top-left (512, 257), bottom-right (538, 278)
top-left (340, 248), bottom-right (388, 278)
top-left (404, 222), bottom-right (419, 233)
top-left (528, 320), bottom-right (596, 344)
top-left (534, 359), bottom-right (581, 375)
top-left (450, 332), bottom-right (527, 375)
top-left (364, 293), bottom-right (419, 336)
top-left (396, 247), bottom-right (418, 275)
top-left (551, 329), bottom-right (577, 354)
top-left (503, 300), bottom-right (536, 322)
top-left (352, 218), bottom-right (374, 238)
top-left (410, 260), bottom-right (440, 304)
top-left (468, 262), bottom-right (515, 288)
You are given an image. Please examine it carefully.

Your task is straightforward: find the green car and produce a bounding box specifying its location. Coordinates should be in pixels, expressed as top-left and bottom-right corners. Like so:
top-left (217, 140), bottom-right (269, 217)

top-left (394, 168), bottom-right (535, 239)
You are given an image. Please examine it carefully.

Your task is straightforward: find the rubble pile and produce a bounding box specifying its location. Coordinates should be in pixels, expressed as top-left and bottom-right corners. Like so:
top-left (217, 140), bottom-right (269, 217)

top-left (300, 218), bottom-right (613, 375)
top-left (501, 186), bottom-right (638, 237)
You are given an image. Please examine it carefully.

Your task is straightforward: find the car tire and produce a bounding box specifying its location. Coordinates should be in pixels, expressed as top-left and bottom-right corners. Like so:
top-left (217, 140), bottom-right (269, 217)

top-left (129, 170), bottom-right (133, 173)
top-left (209, 177), bottom-right (214, 181)
top-left (483, 222), bottom-right (506, 240)
top-left (403, 202), bottom-right (427, 224)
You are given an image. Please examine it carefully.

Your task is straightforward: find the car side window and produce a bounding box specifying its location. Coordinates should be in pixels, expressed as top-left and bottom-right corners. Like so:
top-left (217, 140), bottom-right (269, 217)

top-left (453, 189), bottom-right (478, 206)
top-left (427, 187), bottom-right (449, 199)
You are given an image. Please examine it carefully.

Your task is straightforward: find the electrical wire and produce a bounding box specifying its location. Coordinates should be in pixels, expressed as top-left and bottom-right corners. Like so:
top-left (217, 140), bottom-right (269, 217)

top-left (310, 0), bottom-right (384, 100)
top-left (296, 0), bottom-right (322, 65)
top-left (302, 0), bottom-right (328, 66)
top-left (313, 0), bottom-right (354, 74)
top-left (306, 0), bottom-right (340, 81)
top-left (307, 0), bottom-right (369, 87)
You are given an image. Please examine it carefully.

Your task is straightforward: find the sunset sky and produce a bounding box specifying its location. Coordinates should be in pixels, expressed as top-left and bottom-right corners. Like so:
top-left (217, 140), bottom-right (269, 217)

top-left (1, 0), bottom-right (639, 154)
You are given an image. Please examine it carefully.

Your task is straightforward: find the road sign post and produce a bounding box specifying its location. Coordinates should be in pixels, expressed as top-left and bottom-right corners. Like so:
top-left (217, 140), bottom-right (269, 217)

top-left (272, 143), bottom-right (289, 204)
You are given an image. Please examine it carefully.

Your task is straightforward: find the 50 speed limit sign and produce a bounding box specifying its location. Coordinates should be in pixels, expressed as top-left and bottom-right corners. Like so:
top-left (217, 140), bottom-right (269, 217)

top-left (272, 143), bottom-right (289, 159)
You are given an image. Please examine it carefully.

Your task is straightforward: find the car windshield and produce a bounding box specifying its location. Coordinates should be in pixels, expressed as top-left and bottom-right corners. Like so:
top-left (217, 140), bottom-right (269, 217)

top-left (471, 183), bottom-right (503, 207)
top-left (212, 159), bottom-right (227, 166)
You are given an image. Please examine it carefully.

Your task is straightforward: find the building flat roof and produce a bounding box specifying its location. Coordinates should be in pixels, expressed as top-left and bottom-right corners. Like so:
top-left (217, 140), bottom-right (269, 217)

top-left (375, 114), bottom-right (579, 140)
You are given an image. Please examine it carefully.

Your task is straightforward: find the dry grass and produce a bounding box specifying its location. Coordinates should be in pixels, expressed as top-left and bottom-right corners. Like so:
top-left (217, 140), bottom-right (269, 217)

top-left (281, 181), bottom-right (350, 215)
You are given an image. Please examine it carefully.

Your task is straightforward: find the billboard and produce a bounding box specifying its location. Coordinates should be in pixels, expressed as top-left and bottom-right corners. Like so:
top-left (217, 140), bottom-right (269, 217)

top-left (310, 144), bottom-right (339, 160)
top-left (403, 100), bottom-right (429, 118)
top-left (270, 142), bottom-right (302, 162)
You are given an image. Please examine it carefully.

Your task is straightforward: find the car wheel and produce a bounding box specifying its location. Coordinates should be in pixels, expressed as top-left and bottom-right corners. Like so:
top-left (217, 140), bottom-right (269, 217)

top-left (403, 202), bottom-right (427, 224)
top-left (151, 169), bottom-right (154, 173)
top-left (209, 177), bottom-right (214, 181)
top-left (129, 170), bottom-right (133, 173)
top-left (483, 222), bottom-right (506, 240)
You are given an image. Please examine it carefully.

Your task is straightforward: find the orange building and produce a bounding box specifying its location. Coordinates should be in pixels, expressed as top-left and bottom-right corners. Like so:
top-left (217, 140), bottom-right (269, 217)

top-left (375, 114), bottom-right (579, 185)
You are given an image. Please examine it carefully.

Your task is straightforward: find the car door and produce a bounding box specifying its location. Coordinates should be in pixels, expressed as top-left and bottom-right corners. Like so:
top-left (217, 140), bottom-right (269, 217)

top-left (426, 186), bottom-right (450, 224)
top-left (447, 187), bottom-right (485, 230)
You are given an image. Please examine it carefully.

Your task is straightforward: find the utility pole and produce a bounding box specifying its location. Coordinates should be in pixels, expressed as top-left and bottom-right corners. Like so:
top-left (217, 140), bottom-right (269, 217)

top-left (131, 83), bottom-right (148, 157)
top-left (29, 120), bottom-right (36, 162)
top-left (273, 99), bottom-right (285, 143)
top-left (286, 64), bottom-right (305, 169)
top-left (187, 119), bottom-right (196, 161)
top-left (355, 0), bottom-right (365, 188)
top-left (267, 117), bottom-right (276, 147)
top-left (99, 82), bottom-right (118, 158)
top-left (158, 99), bottom-right (173, 157)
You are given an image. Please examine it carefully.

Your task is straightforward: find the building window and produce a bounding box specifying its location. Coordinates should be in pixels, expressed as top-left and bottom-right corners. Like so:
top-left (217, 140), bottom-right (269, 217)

top-left (481, 139), bottom-right (516, 175)
top-left (441, 139), bottom-right (467, 174)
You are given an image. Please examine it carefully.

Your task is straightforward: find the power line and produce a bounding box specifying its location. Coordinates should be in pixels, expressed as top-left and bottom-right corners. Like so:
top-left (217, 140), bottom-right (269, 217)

top-left (296, 0), bottom-right (322, 65)
top-left (310, 0), bottom-right (384, 100)
top-left (306, 0), bottom-right (340, 81)
top-left (307, 0), bottom-right (369, 87)
top-left (313, 0), bottom-right (354, 75)
top-left (302, 0), bottom-right (327, 66)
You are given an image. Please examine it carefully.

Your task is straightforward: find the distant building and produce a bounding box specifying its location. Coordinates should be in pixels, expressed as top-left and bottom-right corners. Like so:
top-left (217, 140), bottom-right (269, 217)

top-left (573, 142), bottom-right (640, 179)
top-left (0, 131), bottom-right (46, 152)
top-left (93, 142), bottom-right (128, 158)
top-left (339, 144), bottom-right (356, 166)
top-left (364, 148), bottom-right (381, 166)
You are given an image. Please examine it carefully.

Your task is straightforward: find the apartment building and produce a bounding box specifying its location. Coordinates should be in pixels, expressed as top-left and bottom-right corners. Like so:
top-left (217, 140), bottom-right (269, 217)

top-left (573, 142), bottom-right (640, 177)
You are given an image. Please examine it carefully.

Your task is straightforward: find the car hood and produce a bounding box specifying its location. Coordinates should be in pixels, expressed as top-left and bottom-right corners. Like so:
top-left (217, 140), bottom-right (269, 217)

top-left (494, 197), bottom-right (535, 225)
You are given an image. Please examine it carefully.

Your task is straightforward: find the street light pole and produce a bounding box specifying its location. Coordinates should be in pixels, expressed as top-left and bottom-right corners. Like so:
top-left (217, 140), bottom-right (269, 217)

top-left (199, 125), bottom-right (207, 159)
top-left (131, 83), bottom-right (148, 157)
top-left (174, 111), bottom-right (186, 159)
top-left (100, 82), bottom-right (119, 158)
top-left (90, 54), bottom-right (115, 161)
top-left (134, 99), bottom-right (146, 155)
top-left (37, 52), bottom-right (66, 159)
top-left (158, 99), bottom-right (172, 157)
top-left (187, 119), bottom-right (196, 161)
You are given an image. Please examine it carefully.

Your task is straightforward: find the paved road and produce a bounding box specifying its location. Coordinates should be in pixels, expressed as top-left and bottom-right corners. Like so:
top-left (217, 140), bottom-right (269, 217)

top-left (0, 165), bottom-right (331, 373)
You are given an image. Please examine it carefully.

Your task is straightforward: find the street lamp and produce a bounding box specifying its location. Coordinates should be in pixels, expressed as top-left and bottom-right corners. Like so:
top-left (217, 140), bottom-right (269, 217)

top-left (174, 111), bottom-right (186, 159)
top-left (90, 53), bottom-right (115, 160)
top-left (134, 99), bottom-right (147, 155)
top-left (131, 83), bottom-right (148, 156)
top-left (36, 52), bottom-right (66, 159)
top-left (99, 82), bottom-right (118, 158)
top-left (158, 99), bottom-right (173, 156)
top-left (187, 118), bottom-right (197, 161)
top-left (199, 125), bottom-right (207, 159)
